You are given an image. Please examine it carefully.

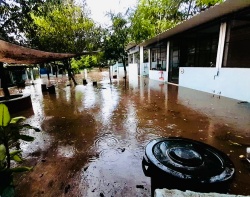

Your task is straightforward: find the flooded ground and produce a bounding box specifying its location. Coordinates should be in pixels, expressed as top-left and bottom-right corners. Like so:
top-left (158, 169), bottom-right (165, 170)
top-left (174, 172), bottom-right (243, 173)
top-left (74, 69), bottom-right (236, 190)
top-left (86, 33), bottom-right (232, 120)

top-left (7, 69), bottom-right (250, 196)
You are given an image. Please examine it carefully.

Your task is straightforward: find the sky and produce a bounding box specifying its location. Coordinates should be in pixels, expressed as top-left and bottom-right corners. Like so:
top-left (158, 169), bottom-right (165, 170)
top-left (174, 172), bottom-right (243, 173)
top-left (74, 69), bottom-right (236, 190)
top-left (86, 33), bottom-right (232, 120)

top-left (83, 0), bottom-right (137, 25)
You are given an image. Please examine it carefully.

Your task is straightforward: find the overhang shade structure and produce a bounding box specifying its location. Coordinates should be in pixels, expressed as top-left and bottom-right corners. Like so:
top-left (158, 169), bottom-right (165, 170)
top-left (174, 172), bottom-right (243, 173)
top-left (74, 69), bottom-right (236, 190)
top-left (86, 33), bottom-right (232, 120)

top-left (0, 39), bottom-right (94, 64)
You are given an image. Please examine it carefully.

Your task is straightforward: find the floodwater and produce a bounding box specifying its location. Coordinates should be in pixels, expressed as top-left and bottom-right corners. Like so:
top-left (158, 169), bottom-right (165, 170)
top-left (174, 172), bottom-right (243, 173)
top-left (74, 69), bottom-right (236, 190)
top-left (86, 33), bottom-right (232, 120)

top-left (8, 69), bottom-right (250, 196)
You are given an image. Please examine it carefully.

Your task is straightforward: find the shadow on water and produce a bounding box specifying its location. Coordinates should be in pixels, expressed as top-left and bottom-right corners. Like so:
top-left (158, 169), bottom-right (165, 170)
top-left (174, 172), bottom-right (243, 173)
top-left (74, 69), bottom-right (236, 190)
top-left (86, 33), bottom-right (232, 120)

top-left (12, 69), bottom-right (250, 196)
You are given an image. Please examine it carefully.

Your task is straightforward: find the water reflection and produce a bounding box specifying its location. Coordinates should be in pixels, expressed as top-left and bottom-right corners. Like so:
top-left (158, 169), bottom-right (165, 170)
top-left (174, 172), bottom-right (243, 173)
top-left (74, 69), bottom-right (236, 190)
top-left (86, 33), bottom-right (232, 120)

top-left (82, 85), bottom-right (96, 109)
top-left (57, 145), bottom-right (76, 158)
top-left (14, 70), bottom-right (250, 197)
top-left (99, 84), bottom-right (119, 125)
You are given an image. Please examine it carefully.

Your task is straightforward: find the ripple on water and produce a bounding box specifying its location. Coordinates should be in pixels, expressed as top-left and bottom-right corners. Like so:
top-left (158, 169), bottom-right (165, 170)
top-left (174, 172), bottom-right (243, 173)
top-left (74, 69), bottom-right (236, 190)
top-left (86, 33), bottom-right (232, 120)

top-left (135, 127), bottom-right (163, 145)
top-left (93, 134), bottom-right (119, 150)
top-left (131, 146), bottom-right (145, 159)
top-left (57, 145), bottom-right (76, 158)
top-left (135, 131), bottom-right (162, 147)
top-left (99, 149), bottom-right (120, 162)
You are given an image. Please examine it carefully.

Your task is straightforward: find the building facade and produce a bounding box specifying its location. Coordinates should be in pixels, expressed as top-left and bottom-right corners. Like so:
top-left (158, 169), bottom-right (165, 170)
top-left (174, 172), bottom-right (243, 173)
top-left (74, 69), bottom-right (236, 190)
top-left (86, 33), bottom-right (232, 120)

top-left (127, 0), bottom-right (250, 102)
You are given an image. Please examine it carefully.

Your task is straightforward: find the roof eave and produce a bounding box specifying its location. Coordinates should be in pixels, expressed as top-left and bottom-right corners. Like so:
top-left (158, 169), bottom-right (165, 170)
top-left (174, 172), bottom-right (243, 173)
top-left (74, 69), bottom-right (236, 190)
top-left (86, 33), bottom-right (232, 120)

top-left (140, 0), bottom-right (250, 47)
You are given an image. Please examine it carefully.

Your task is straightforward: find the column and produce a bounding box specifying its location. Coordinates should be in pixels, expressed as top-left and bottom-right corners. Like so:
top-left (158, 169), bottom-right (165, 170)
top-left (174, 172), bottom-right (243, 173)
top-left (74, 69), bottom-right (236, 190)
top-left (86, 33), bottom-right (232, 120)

top-left (216, 22), bottom-right (227, 69)
top-left (140, 46), bottom-right (144, 76)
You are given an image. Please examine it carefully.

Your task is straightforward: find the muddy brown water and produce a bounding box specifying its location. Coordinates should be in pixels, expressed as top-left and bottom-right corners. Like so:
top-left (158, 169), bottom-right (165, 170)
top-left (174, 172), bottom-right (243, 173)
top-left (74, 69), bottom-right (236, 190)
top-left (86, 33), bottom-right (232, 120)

top-left (7, 69), bottom-right (250, 196)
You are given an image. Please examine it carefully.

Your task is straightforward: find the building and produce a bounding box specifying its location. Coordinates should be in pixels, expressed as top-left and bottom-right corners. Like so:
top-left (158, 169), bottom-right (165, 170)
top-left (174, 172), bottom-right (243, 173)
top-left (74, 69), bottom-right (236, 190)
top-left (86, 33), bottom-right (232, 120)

top-left (127, 0), bottom-right (250, 102)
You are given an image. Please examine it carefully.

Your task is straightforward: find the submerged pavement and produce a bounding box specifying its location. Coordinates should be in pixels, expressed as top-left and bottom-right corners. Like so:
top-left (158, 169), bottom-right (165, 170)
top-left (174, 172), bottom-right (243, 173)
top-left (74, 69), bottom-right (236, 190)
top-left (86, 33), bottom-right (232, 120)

top-left (10, 69), bottom-right (250, 196)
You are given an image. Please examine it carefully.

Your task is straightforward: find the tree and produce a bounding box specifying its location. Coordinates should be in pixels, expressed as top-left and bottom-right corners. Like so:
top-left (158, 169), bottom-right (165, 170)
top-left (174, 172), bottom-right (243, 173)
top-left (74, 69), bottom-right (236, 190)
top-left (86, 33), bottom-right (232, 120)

top-left (71, 54), bottom-right (100, 71)
top-left (29, 3), bottom-right (95, 53)
top-left (28, 2), bottom-right (102, 85)
top-left (102, 13), bottom-right (129, 79)
top-left (129, 0), bottom-right (224, 43)
top-left (0, 0), bottom-right (44, 44)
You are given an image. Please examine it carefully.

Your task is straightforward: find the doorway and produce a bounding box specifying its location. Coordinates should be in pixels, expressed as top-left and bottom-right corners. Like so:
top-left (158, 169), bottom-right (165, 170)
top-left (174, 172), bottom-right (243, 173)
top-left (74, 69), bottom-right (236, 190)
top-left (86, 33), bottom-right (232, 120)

top-left (168, 42), bottom-right (180, 84)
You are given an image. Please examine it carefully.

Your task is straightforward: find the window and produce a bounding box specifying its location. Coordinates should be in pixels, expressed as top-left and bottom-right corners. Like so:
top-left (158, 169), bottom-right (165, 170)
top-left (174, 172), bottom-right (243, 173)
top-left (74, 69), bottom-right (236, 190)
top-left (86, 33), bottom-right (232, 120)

top-left (150, 47), bottom-right (167, 70)
top-left (223, 9), bottom-right (250, 68)
top-left (169, 23), bottom-right (220, 68)
top-left (143, 49), bottom-right (148, 63)
top-left (128, 54), bottom-right (133, 64)
top-left (134, 52), bottom-right (140, 64)
top-left (151, 49), bottom-right (156, 62)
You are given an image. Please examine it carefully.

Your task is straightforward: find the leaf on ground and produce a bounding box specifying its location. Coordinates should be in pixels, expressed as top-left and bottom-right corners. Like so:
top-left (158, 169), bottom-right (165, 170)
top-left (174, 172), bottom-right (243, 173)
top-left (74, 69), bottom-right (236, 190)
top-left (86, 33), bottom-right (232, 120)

top-left (235, 135), bottom-right (243, 138)
top-left (228, 140), bottom-right (242, 146)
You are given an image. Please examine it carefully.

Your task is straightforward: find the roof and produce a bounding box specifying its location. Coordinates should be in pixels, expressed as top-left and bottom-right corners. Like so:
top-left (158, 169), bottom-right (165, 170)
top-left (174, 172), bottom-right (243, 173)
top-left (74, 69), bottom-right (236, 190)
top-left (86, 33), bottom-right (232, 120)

top-left (0, 39), bottom-right (94, 64)
top-left (125, 42), bottom-right (137, 51)
top-left (140, 0), bottom-right (250, 47)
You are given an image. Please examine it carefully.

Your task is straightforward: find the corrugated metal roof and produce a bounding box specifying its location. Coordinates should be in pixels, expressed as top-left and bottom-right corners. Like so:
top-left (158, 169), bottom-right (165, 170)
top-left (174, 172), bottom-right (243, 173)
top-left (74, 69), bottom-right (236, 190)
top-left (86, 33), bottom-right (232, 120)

top-left (140, 0), bottom-right (250, 47)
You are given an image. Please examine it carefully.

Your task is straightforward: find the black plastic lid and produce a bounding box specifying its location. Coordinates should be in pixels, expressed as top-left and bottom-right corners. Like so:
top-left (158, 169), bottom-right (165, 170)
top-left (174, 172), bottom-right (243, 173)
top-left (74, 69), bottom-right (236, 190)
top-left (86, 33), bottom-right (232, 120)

top-left (144, 137), bottom-right (235, 183)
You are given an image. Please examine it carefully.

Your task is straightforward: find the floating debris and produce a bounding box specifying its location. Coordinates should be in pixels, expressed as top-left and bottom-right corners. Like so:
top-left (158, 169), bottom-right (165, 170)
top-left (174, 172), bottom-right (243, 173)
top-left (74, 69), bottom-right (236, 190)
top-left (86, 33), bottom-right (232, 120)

top-left (100, 193), bottom-right (104, 197)
top-left (64, 184), bottom-right (70, 194)
top-left (237, 101), bottom-right (248, 104)
top-left (84, 166), bottom-right (89, 171)
top-left (228, 140), bottom-right (242, 146)
top-left (136, 185), bottom-right (144, 189)
top-left (235, 135), bottom-right (244, 139)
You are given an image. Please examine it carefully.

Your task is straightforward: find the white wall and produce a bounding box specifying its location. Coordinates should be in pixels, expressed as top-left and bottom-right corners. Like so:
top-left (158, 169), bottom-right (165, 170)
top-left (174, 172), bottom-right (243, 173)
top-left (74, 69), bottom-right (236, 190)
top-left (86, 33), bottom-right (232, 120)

top-left (110, 64), bottom-right (118, 77)
top-left (179, 67), bottom-right (217, 93)
top-left (149, 70), bottom-right (168, 82)
top-left (117, 66), bottom-right (128, 78)
top-left (128, 63), bottom-right (138, 76)
top-left (216, 68), bottom-right (250, 101)
top-left (128, 63), bottom-right (139, 88)
top-left (179, 67), bottom-right (250, 102)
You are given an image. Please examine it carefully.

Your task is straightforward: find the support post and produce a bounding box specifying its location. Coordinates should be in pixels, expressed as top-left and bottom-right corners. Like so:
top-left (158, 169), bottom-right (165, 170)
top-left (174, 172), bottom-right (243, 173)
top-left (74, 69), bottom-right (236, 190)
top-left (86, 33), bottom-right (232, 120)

top-left (140, 46), bottom-right (144, 76)
top-left (0, 62), bottom-right (10, 99)
top-left (30, 68), bottom-right (34, 85)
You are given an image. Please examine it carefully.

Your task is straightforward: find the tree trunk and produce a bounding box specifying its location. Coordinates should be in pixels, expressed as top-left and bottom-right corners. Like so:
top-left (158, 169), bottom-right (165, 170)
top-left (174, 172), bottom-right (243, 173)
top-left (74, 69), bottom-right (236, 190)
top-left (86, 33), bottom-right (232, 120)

top-left (109, 65), bottom-right (112, 84)
top-left (0, 62), bottom-right (10, 99)
top-left (65, 60), bottom-right (77, 86)
top-left (122, 57), bottom-right (127, 79)
top-left (46, 64), bottom-right (50, 80)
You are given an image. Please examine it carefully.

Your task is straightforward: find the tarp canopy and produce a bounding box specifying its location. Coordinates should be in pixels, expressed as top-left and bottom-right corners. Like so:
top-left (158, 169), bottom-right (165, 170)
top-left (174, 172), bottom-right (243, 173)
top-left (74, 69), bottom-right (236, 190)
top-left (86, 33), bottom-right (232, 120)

top-left (0, 39), bottom-right (94, 64)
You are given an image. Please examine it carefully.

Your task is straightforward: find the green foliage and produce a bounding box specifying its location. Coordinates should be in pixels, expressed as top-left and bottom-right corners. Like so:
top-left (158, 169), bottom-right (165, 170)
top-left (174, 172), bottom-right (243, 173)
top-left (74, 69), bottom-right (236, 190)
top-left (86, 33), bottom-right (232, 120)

top-left (71, 54), bottom-right (101, 71)
top-left (0, 144), bottom-right (6, 166)
top-left (196, 0), bottom-right (223, 7)
top-left (29, 3), bottom-right (96, 53)
top-left (102, 13), bottom-right (129, 70)
top-left (0, 104), bottom-right (10, 126)
top-left (0, 104), bottom-right (40, 196)
top-left (129, 0), bottom-right (224, 43)
top-left (0, 0), bottom-right (44, 44)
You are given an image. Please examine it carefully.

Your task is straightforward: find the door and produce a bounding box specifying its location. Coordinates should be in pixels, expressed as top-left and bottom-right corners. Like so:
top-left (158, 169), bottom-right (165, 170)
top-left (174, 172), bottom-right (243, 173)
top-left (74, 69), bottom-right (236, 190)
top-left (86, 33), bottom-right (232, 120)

top-left (168, 42), bottom-right (180, 84)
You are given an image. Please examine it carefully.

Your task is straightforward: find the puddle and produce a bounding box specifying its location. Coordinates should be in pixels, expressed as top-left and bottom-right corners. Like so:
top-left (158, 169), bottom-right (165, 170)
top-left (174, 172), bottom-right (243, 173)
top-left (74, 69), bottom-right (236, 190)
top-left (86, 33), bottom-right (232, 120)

top-left (7, 69), bottom-right (250, 196)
